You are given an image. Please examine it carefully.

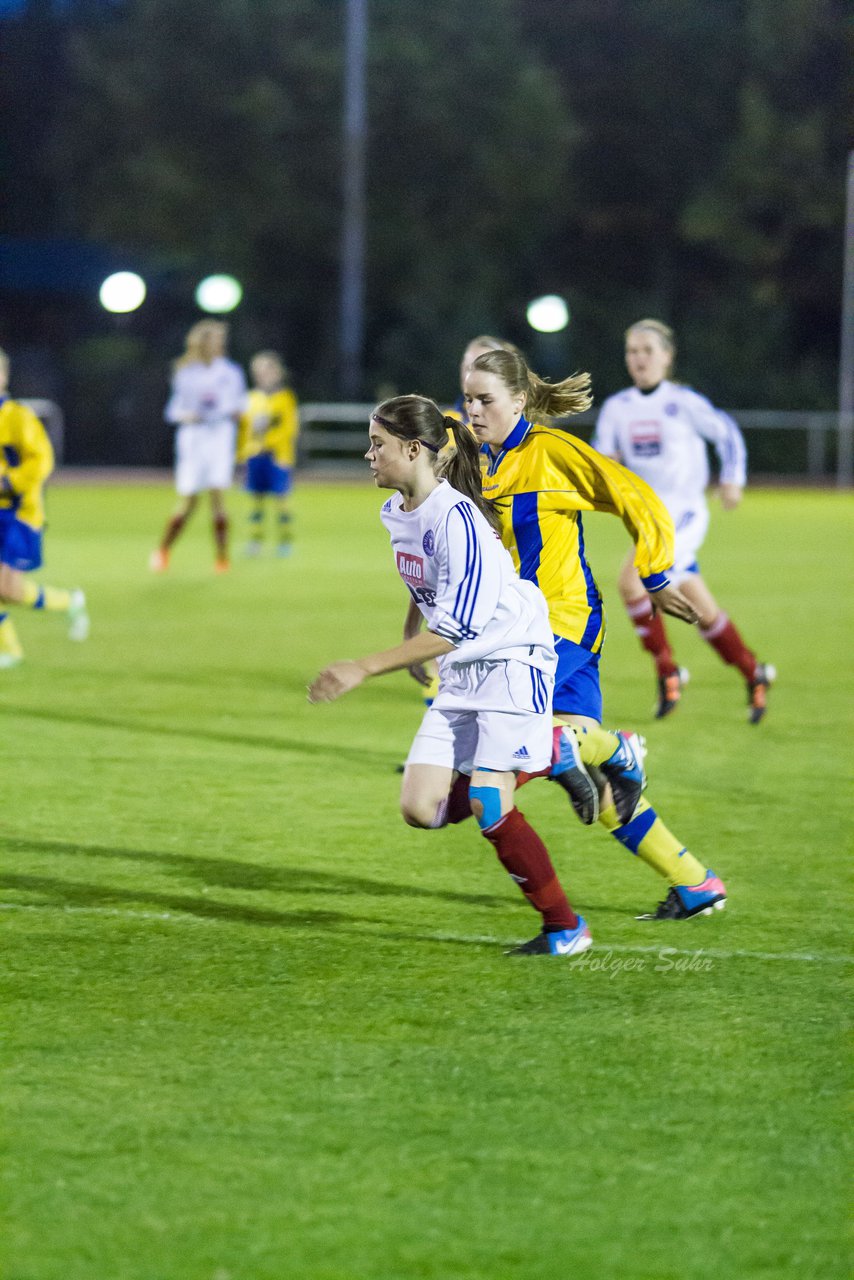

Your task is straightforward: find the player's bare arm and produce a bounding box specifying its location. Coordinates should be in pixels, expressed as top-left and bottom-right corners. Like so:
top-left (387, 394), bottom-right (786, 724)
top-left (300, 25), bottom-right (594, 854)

top-left (308, 630), bottom-right (455, 703)
top-left (402, 597), bottom-right (433, 686)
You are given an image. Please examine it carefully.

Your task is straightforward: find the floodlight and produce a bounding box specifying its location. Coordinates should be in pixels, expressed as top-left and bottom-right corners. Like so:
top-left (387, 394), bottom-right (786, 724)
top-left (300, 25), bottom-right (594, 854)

top-left (526, 295), bottom-right (570, 333)
top-left (196, 275), bottom-right (243, 313)
top-left (99, 271), bottom-right (146, 313)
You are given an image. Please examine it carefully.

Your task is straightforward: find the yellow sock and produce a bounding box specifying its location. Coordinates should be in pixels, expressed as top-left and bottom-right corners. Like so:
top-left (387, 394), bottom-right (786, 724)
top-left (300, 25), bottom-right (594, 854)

top-left (598, 796), bottom-right (707, 887)
top-left (569, 723), bottom-right (622, 767)
top-left (21, 582), bottom-right (71, 611)
top-left (0, 617), bottom-right (23, 658)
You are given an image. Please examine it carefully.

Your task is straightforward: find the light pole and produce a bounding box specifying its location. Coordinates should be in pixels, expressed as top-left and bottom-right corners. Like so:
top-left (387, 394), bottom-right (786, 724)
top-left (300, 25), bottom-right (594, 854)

top-left (838, 150), bottom-right (853, 487)
top-left (339, 0), bottom-right (367, 399)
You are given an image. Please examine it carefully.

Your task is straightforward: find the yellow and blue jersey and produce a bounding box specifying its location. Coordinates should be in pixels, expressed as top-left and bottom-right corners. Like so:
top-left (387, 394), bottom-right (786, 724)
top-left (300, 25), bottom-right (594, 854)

top-left (238, 388), bottom-right (299, 467)
top-left (480, 417), bottom-right (675, 650)
top-left (0, 397), bottom-right (54, 530)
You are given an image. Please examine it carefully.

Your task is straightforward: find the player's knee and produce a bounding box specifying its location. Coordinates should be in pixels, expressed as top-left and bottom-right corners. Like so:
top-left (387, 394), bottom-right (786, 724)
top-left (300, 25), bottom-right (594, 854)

top-left (400, 796), bottom-right (446, 829)
top-left (469, 784), bottom-right (503, 832)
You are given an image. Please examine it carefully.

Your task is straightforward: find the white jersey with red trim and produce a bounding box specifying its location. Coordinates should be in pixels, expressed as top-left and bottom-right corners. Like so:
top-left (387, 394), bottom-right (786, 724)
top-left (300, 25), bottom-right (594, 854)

top-left (380, 479), bottom-right (555, 674)
top-left (164, 357), bottom-right (246, 428)
top-left (593, 380), bottom-right (747, 506)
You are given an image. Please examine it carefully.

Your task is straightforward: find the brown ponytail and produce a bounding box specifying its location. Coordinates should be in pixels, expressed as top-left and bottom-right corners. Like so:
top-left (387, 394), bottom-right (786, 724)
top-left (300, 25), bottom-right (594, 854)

top-left (372, 395), bottom-right (500, 532)
top-left (442, 417), bottom-right (502, 532)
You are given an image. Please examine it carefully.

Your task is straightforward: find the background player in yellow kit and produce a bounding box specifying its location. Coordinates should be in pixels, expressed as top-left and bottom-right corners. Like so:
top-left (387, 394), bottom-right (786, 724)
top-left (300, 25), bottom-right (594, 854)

top-left (237, 351), bottom-right (300, 557)
top-left (460, 346), bottom-right (728, 921)
top-left (0, 347), bottom-right (89, 668)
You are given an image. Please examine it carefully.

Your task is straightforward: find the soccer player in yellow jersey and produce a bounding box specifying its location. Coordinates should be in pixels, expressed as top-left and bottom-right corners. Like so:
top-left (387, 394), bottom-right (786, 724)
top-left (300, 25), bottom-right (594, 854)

top-left (459, 346), bottom-right (727, 921)
top-left (0, 348), bottom-right (89, 668)
top-left (237, 351), bottom-right (299, 556)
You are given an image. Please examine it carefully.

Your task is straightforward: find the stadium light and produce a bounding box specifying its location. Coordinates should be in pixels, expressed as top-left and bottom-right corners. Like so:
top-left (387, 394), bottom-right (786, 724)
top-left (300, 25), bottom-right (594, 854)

top-left (526, 294), bottom-right (570, 334)
top-left (196, 274), bottom-right (243, 314)
top-left (99, 271), bottom-right (147, 313)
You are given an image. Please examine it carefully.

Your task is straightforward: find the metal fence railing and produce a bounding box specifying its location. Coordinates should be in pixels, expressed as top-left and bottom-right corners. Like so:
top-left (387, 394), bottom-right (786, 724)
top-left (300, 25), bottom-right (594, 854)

top-left (22, 399), bottom-right (65, 466)
top-left (298, 405), bottom-right (852, 486)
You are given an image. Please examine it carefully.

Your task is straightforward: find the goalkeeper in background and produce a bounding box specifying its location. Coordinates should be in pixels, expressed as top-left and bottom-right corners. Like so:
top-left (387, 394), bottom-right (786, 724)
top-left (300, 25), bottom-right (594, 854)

top-left (0, 347), bottom-right (89, 668)
top-left (237, 350), bottom-right (300, 557)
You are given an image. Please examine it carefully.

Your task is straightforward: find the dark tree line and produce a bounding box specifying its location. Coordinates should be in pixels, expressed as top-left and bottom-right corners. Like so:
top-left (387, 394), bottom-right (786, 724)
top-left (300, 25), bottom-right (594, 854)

top-left (0, 0), bottom-right (849, 461)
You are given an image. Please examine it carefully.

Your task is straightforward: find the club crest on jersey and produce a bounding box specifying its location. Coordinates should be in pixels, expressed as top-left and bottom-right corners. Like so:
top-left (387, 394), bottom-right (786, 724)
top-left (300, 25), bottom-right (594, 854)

top-left (665, 402), bottom-right (679, 416)
top-left (422, 530), bottom-right (435, 557)
top-left (396, 551), bottom-right (424, 585)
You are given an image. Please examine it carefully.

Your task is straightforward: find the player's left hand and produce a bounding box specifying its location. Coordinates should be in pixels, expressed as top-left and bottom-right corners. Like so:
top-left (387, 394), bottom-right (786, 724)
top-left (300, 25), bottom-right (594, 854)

top-left (718, 482), bottom-right (743, 510)
top-left (307, 661), bottom-right (367, 703)
top-left (407, 663), bottom-right (433, 687)
top-left (649, 584), bottom-right (699, 625)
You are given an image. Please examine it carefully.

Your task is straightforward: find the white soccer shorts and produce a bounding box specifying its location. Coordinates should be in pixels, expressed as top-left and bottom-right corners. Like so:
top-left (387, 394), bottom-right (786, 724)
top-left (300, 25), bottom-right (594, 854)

top-left (406, 657), bottom-right (554, 775)
top-left (667, 500), bottom-right (711, 583)
top-left (174, 421), bottom-right (236, 496)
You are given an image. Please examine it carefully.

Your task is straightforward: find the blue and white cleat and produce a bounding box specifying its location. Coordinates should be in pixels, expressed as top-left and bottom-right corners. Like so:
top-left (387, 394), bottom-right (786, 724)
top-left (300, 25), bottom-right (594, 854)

top-left (507, 917), bottom-right (593, 957)
top-left (550, 725), bottom-right (599, 825)
top-left (601, 730), bottom-right (647, 823)
top-left (636, 871), bottom-right (727, 920)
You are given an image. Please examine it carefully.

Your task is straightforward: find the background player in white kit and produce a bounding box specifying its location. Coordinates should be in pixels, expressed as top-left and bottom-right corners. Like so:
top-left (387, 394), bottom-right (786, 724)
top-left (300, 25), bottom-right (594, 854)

top-left (594, 319), bottom-right (775, 723)
top-left (309, 393), bottom-right (591, 958)
top-left (150, 320), bottom-right (246, 574)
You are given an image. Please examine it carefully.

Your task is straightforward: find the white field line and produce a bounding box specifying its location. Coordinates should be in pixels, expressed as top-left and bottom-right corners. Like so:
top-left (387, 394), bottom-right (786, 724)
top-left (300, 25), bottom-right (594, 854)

top-left (1, 901), bottom-right (849, 966)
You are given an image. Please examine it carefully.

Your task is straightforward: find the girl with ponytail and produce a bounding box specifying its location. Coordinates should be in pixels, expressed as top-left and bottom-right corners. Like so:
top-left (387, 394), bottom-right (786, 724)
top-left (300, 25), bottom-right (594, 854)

top-left (462, 348), bottom-right (730, 922)
top-left (308, 393), bottom-right (592, 958)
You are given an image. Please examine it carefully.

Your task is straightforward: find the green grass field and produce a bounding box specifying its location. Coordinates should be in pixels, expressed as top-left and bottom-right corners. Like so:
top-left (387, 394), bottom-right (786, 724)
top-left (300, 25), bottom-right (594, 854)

top-left (2, 481), bottom-right (851, 1280)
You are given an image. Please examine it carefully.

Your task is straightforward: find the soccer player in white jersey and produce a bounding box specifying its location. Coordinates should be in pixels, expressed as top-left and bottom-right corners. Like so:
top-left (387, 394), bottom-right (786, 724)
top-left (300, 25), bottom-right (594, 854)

top-left (309, 393), bottom-right (591, 958)
top-left (149, 320), bottom-right (246, 574)
top-left (594, 319), bottom-right (775, 723)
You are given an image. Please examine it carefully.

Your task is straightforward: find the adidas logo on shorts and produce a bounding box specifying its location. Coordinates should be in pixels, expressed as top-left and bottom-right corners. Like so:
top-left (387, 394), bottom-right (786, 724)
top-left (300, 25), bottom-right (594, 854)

top-left (512, 746), bottom-right (530, 759)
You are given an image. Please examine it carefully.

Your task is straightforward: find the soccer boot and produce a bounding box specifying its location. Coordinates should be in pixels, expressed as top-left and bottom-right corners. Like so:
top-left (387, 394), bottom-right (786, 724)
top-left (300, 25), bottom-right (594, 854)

top-left (549, 725), bottom-right (599, 825)
top-left (507, 917), bottom-right (592, 957)
top-left (747, 662), bottom-right (776, 725)
top-left (67, 589), bottom-right (90, 642)
top-left (0, 651), bottom-right (23, 669)
top-left (600, 730), bottom-right (647, 823)
top-left (636, 872), bottom-right (726, 920)
top-left (214, 557), bottom-right (231, 574)
top-left (149, 548), bottom-right (169, 573)
top-left (655, 666), bottom-right (689, 718)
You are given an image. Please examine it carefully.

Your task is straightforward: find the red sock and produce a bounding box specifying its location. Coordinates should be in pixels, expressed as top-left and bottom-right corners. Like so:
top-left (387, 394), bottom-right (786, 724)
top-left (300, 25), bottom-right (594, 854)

top-left (626, 597), bottom-right (677, 678)
top-left (515, 724), bottom-right (562, 789)
top-left (213, 513), bottom-right (229, 558)
top-left (514, 766), bottom-right (550, 790)
top-left (161, 513), bottom-right (187, 551)
top-left (445, 774), bottom-right (473, 825)
top-left (482, 807), bottom-right (578, 930)
top-left (700, 613), bottom-right (757, 681)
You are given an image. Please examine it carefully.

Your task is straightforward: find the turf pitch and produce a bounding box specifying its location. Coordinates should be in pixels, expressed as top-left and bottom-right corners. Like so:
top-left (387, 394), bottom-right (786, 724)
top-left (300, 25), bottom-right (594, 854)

top-left (2, 482), bottom-right (851, 1280)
